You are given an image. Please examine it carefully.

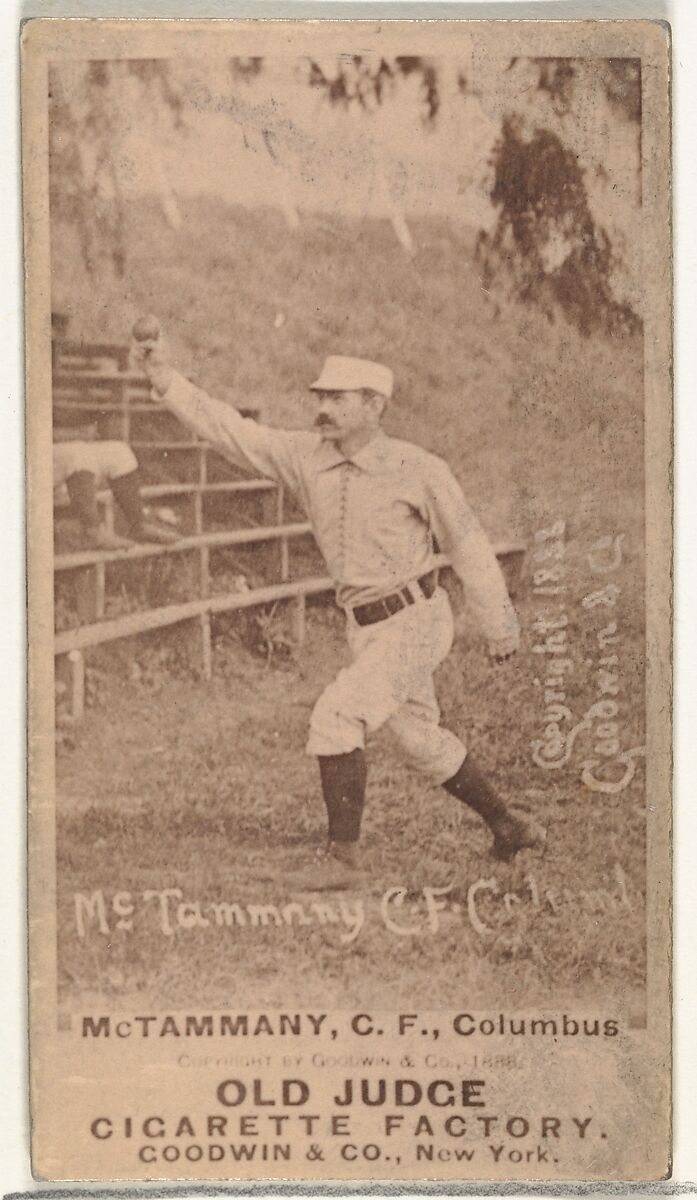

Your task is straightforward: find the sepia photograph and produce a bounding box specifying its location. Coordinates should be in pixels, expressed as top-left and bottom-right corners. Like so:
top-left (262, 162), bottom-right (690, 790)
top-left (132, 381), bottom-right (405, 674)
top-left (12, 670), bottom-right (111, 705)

top-left (23, 17), bottom-right (671, 1181)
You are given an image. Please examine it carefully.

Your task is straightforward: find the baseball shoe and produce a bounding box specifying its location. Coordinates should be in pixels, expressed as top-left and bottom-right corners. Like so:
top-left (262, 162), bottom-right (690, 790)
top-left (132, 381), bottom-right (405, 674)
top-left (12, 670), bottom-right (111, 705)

top-left (491, 814), bottom-right (547, 863)
top-left (133, 521), bottom-right (182, 545)
top-left (287, 841), bottom-right (363, 892)
top-left (83, 524), bottom-right (135, 551)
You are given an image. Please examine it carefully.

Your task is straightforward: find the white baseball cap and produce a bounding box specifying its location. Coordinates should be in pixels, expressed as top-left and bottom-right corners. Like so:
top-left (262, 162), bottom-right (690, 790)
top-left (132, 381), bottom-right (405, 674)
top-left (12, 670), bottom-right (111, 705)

top-left (309, 355), bottom-right (394, 399)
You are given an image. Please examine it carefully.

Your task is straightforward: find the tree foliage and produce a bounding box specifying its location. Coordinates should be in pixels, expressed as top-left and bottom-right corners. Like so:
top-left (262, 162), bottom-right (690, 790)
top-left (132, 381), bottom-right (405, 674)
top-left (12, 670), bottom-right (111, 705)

top-left (306, 54), bottom-right (642, 335)
top-left (49, 58), bottom-right (255, 276)
top-left (305, 55), bottom-right (440, 123)
top-left (49, 54), bottom-right (641, 335)
top-left (49, 60), bottom-right (186, 275)
top-left (518, 57), bottom-right (640, 122)
top-left (479, 117), bottom-right (640, 336)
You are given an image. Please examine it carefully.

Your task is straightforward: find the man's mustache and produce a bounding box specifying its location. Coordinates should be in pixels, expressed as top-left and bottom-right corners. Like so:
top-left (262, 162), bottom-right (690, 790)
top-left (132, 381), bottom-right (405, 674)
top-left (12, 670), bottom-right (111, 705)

top-left (314, 415), bottom-right (338, 428)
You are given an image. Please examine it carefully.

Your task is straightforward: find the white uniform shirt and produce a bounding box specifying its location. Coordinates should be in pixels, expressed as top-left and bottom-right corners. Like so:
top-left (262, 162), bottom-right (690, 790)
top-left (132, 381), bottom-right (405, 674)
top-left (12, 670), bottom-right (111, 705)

top-left (159, 372), bottom-right (519, 648)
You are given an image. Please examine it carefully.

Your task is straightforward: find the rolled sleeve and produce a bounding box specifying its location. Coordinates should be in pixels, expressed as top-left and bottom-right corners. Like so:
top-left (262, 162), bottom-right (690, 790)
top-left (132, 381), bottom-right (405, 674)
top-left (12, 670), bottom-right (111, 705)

top-left (158, 371), bottom-right (308, 491)
top-left (423, 458), bottom-right (520, 648)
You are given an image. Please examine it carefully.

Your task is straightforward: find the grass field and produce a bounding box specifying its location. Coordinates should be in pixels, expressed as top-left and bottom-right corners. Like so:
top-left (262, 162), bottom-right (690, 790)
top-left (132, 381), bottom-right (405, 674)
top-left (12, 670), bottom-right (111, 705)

top-left (53, 200), bottom-right (646, 1015)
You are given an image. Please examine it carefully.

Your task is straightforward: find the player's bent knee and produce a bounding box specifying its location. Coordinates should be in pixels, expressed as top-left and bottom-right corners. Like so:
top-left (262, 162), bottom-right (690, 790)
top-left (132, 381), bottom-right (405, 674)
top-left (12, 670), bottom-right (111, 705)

top-left (306, 688), bottom-right (365, 758)
top-left (393, 725), bottom-right (466, 785)
top-left (102, 441), bottom-right (138, 479)
top-left (59, 442), bottom-right (96, 478)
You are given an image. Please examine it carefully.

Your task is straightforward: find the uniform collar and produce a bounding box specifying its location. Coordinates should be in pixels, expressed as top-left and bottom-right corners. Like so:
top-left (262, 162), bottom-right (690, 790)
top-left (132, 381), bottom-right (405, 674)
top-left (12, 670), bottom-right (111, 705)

top-left (315, 430), bottom-right (389, 475)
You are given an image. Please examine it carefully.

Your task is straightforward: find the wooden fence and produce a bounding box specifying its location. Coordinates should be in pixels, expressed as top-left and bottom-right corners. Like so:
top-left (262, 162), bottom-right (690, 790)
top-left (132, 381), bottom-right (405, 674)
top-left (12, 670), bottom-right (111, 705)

top-left (55, 541), bottom-right (525, 720)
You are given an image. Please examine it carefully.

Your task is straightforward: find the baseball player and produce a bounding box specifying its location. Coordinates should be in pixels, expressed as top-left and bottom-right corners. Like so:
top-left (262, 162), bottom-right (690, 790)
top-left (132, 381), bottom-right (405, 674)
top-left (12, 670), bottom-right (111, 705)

top-left (133, 325), bottom-right (545, 888)
top-left (53, 429), bottom-right (179, 549)
top-left (52, 310), bottom-right (178, 549)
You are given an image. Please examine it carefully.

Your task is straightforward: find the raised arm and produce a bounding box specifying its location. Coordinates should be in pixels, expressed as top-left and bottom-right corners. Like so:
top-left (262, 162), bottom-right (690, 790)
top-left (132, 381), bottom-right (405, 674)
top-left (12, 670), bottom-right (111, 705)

top-left (131, 320), bottom-right (308, 491)
top-left (423, 457), bottom-right (520, 659)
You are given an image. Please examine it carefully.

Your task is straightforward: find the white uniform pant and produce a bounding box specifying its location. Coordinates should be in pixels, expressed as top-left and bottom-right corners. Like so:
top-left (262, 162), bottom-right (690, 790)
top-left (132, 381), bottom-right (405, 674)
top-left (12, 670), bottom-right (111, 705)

top-left (307, 586), bottom-right (466, 785)
top-left (53, 440), bottom-right (137, 496)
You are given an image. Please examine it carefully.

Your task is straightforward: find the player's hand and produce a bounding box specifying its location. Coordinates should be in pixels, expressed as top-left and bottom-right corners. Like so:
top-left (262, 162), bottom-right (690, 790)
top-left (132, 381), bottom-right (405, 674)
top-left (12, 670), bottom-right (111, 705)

top-left (129, 315), bottom-right (174, 397)
top-left (488, 635), bottom-right (518, 664)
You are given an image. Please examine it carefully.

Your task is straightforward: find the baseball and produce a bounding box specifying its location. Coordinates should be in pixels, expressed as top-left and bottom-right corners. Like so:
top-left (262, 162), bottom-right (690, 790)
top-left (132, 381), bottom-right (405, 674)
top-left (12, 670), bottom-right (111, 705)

top-left (132, 314), bottom-right (161, 343)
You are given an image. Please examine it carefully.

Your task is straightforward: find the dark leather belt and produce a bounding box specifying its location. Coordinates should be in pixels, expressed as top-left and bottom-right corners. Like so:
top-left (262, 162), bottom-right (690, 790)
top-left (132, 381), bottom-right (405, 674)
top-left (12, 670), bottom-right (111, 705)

top-left (352, 571), bottom-right (438, 627)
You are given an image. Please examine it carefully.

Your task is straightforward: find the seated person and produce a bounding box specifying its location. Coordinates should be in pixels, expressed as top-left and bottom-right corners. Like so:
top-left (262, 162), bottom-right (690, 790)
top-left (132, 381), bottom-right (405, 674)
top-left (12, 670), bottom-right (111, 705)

top-left (53, 426), bottom-right (179, 549)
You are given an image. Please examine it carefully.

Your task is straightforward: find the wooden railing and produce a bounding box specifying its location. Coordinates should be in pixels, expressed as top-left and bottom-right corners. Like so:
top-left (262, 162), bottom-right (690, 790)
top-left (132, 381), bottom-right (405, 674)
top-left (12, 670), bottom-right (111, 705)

top-left (52, 338), bottom-right (132, 374)
top-left (55, 474), bottom-right (281, 538)
top-left (53, 371), bottom-right (258, 443)
top-left (56, 574), bottom-right (336, 719)
top-left (55, 543), bottom-right (526, 719)
top-left (55, 520), bottom-right (314, 624)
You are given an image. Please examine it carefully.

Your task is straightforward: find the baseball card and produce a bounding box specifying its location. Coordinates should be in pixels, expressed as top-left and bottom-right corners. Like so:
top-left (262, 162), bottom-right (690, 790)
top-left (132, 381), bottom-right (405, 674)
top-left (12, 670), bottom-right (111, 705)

top-left (22, 16), bottom-right (672, 1182)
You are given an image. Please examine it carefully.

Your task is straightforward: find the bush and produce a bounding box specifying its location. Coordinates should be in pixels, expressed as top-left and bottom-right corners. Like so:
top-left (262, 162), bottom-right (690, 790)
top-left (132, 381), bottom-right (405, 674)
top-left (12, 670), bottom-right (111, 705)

top-left (479, 117), bottom-right (640, 337)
